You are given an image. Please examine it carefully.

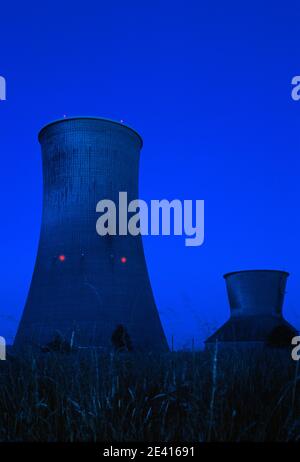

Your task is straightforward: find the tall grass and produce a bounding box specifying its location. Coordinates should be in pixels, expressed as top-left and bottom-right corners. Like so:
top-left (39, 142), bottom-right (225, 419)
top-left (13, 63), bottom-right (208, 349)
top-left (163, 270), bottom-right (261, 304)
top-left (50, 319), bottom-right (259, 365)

top-left (0, 348), bottom-right (299, 442)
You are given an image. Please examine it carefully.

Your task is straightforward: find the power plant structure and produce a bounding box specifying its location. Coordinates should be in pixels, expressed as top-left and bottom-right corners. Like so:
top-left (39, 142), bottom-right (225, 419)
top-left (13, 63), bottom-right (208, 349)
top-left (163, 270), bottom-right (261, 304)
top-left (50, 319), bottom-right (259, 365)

top-left (15, 117), bottom-right (168, 352)
top-left (205, 270), bottom-right (298, 349)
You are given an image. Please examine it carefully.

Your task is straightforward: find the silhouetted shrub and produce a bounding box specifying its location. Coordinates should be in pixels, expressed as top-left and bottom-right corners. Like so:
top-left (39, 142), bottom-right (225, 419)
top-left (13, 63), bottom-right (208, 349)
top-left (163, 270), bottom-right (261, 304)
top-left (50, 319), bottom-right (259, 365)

top-left (41, 332), bottom-right (72, 353)
top-left (267, 325), bottom-right (295, 347)
top-left (111, 325), bottom-right (133, 352)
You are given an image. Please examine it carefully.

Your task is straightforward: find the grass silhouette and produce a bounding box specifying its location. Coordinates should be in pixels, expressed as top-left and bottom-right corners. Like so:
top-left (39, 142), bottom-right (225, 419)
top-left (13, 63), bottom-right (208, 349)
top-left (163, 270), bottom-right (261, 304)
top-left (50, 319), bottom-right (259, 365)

top-left (0, 348), bottom-right (298, 442)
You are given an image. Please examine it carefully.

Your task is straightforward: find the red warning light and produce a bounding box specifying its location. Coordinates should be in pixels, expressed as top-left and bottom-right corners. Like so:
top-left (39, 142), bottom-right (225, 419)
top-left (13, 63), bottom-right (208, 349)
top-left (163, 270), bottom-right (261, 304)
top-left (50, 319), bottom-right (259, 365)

top-left (120, 257), bottom-right (127, 264)
top-left (58, 254), bottom-right (66, 262)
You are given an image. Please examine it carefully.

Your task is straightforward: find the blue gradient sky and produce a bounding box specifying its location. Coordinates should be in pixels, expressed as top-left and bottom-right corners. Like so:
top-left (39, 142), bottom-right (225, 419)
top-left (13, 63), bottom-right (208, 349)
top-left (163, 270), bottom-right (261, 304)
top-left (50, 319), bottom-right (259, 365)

top-left (1, 1), bottom-right (300, 347)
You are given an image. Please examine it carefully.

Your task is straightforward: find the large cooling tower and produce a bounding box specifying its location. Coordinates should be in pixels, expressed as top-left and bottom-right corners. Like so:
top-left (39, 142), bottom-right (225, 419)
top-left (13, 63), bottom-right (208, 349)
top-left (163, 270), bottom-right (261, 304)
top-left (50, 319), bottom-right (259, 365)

top-left (15, 117), bottom-right (168, 351)
top-left (205, 270), bottom-right (297, 348)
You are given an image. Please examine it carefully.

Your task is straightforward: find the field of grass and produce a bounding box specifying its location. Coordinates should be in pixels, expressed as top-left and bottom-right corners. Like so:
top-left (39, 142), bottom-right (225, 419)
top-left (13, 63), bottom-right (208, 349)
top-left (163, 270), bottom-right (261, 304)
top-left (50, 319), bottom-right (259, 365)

top-left (0, 347), bottom-right (299, 442)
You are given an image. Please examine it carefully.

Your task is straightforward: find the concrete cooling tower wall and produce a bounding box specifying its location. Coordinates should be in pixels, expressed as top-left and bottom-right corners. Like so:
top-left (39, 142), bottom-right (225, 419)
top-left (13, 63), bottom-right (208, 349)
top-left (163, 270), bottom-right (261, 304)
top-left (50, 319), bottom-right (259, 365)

top-left (205, 270), bottom-right (297, 349)
top-left (15, 117), bottom-right (168, 352)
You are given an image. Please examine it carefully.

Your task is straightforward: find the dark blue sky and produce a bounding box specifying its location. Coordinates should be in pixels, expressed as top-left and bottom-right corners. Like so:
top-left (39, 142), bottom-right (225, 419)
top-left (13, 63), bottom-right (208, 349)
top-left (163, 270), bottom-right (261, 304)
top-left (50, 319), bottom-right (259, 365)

top-left (1, 1), bottom-right (300, 347)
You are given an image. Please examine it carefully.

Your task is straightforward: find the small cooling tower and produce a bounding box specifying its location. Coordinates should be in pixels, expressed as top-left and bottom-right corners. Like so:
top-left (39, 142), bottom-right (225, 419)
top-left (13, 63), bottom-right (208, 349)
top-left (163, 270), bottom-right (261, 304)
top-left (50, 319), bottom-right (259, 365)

top-left (15, 117), bottom-right (168, 352)
top-left (205, 270), bottom-right (297, 348)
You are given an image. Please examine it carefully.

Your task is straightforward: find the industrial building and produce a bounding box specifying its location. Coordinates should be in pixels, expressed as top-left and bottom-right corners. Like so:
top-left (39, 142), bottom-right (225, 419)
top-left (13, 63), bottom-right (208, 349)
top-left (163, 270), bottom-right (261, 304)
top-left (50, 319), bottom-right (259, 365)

top-left (15, 117), bottom-right (168, 352)
top-left (205, 270), bottom-right (297, 349)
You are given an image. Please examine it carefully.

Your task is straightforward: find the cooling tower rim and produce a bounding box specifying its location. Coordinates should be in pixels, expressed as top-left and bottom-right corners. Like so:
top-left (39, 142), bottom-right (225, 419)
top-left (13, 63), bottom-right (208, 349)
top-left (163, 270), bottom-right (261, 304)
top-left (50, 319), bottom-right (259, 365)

top-left (223, 269), bottom-right (290, 279)
top-left (38, 116), bottom-right (143, 147)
